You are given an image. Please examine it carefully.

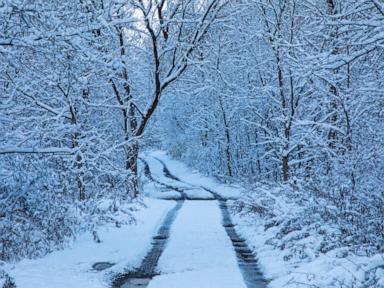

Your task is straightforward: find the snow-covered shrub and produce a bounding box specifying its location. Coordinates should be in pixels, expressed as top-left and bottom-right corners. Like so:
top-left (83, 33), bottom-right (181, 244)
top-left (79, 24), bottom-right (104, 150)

top-left (0, 151), bottom-right (135, 262)
top-left (0, 271), bottom-right (15, 288)
top-left (0, 158), bottom-right (76, 261)
top-left (232, 184), bottom-right (384, 287)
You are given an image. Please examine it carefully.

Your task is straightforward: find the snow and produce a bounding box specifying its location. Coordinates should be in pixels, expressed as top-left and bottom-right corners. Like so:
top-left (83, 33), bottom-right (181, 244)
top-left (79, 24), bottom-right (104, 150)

top-left (145, 153), bottom-right (384, 287)
top-left (150, 189), bottom-right (184, 200)
top-left (4, 152), bottom-right (383, 288)
top-left (266, 252), bottom-right (383, 288)
top-left (141, 156), bottom-right (189, 189)
top-left (148, 201), bottom-right (246, 288)
top-left (184, 188), bottom-right (215, 200)
top-left (4, 199), bottom-right (174, 288)
top-left (143, 151), bottom-right (242, 199)
top-left (231, 185), bottom-right (384, 288)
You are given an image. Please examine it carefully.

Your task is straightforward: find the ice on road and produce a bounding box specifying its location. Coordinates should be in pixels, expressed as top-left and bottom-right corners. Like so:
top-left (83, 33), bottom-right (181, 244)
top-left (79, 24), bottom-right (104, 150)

top-left (148, 201), bottom-right (246, 288)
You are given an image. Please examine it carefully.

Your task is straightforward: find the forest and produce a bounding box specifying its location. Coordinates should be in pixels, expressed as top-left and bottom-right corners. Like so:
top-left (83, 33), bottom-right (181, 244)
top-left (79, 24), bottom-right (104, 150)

top-left (0, 0), bottom-right (383, 287)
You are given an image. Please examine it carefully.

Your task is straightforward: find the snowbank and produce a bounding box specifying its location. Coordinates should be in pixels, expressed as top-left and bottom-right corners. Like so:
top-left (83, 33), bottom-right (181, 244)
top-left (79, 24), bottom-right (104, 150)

top-left (231, 184), bottom-right (384, 288)
top-left (4, 199), bottom-right (174, 288)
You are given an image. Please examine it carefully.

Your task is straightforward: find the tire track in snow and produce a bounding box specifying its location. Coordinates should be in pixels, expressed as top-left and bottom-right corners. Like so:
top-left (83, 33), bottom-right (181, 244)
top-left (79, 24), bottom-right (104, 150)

top-left (153, 156), bottom-right (269, 288)
top-left (140, 158), bottom-right (185, 194)
top-left (153, 157), bottom-right (236, 201)
top-left (142, 157), bottom-right (215, 200)
top-left (112, 200), bottom-right (184, 288)
top-left (112, 158), bottom-right (187, 287)
top-left (219, 200), bottom-right (268, 287)
top-left (153, 157), bottom-right (182, 182)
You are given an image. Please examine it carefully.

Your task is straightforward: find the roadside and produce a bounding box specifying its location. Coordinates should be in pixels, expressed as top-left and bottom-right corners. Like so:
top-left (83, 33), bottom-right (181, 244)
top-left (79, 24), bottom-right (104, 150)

top-left (2, 199), bottom-right (174, 288)
top-left (3, 151), bottom-right (383, 288)
top-left (231, 185), bottom-right (384, 288)
top-left (149, 151), bottom-right (384, 288)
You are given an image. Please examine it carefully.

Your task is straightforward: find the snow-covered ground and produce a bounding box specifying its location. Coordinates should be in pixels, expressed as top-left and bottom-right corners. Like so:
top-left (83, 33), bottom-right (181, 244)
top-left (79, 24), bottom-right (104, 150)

top-left (2, 151), bottom-right (248, 288)
top-left (3, 151), bottom-right (383, 288)
top-left (3, 199), bottom-right (174, 288)
top-left (231, 185), bottom-right (384, 288)
top-left (145, 151), bottom-right (384, 288)
top-left (149, 201), bottom-right (245, 288)
top-left (142, 151), bottom-right (242, 199)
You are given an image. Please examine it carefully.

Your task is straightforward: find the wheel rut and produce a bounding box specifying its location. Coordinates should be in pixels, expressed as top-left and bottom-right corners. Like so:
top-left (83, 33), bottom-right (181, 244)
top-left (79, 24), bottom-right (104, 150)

top-left (219, 200), bottom-right (268, 287)
top-left (140, 157), bottom-right (215, 201)
top-left (153, 157), bottom-right (182, 182)
top-left (153, 156), bottom-right (269, 288)
top-left (140, 158), bottom-right (185, 194)
top-left (112, 200), bottom-right (183, 288)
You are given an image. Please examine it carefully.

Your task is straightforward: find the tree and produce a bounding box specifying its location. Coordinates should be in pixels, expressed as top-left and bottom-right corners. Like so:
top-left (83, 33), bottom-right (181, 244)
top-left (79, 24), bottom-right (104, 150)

top-left (104, 0), bottom-right (228, 196)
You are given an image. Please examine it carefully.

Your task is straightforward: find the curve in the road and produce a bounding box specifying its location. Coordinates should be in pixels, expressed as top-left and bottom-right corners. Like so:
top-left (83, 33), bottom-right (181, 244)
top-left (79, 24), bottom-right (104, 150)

top-left (152, 157), bottom-right (234, 201)
top-left (139, 158), bottom-right (186, 198)
top-left (141, 157), bottom-right (217, 201)
top-left (153, 157), bottom-right (182, 182)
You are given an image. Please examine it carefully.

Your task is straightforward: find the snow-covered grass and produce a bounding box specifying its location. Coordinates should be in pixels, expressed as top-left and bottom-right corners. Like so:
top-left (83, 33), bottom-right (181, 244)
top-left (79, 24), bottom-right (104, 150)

top-left (231, 184), bottom-right (384, 288)
top-left (2, 198), bottom-right (174, 288)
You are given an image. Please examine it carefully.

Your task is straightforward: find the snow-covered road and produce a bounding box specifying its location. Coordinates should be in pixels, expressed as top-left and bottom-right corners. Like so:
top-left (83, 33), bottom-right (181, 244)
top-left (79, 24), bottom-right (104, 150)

top-left (148, 200), bottom-right (246, 288)
top-left (5, 152), bottom-right (267, 288)
top-left (132, 151), bottom-right (267, 288)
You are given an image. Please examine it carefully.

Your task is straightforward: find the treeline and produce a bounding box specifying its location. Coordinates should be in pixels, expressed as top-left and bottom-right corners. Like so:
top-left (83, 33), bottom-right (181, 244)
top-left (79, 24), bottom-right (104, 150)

top-left (0, 0), bottom-right (225, 261)
top-left (1, 0), bottom-right (383, 265)
top-left (156, 0), bottom-right (384, 250)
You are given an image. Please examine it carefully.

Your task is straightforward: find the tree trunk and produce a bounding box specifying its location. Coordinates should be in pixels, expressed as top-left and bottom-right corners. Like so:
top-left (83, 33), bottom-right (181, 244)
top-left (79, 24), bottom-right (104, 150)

top-left (126, 141), bottom-right (139, 198)
top-left (276, 51), bottom-right (290, 182)
top-left (218, 94), bottom-right (233, 177)
top-left (282, 155), bottom-right (289, 182)
top-left (72, 131), bottom-right (85, 201)
top-left (68, 100), bottom-right (86, 201)
top-left (326, 0), bottom-right (339, 150)
top-left (76, 153), bottom-right (86, 201)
